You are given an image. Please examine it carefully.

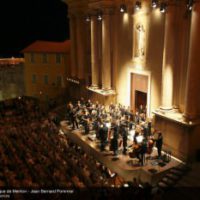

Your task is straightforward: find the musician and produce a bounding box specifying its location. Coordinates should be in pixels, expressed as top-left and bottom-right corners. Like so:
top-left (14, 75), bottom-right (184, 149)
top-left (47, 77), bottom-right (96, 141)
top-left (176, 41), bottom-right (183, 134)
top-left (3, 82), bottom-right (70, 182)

top-left (128, 114), bottom-right (134, 130)
top-left (76, 100), bottom-right (82, 111)
top-left (86, 99), bottom-right (92, 108)
top-left (99, 123), bottom-right (108, 151)
top-left (66, 102), bottom-right (73, 120)
top-left (146, 138), bottom-right (154, 159)
top-left (134, 131), bottom-right (139, 145)
top-left (80, 110), bottom-right (90, 134)
top-left (147, 121), bottom-right (152, 136)
top-left (156, 132), bottom-right (163, 158)
top-left (142, 124), bottom-right (148, 138)
top-left (109, 102), bottom-right (115, 111)
top-left (93, 118), bottom-right (101, 139)
top-left (139, 104), bottom-right (145, 114)
top-left (140, 138), bottom-right (147, 166)
top-left (111, 120), bottom-right (119, 156)
top-left (120, 123), bottom-right (128, 155)
top-left (134, 111), bottom-right (140, 124)
top-left (69, 107), bottom-right (79, 130)
top-left (80, 97), bottom-right (85, 106)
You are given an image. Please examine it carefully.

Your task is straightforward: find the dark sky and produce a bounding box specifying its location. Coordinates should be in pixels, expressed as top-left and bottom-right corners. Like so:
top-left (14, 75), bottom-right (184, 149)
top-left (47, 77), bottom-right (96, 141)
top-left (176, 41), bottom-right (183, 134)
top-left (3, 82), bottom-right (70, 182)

top-left (0, 0), bottom-right (69, 57)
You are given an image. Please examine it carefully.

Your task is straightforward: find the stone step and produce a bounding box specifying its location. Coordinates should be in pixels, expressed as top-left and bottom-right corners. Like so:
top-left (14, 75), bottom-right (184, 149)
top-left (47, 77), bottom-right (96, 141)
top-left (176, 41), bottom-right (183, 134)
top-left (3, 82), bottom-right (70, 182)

top-left (170, 169), bottom-right (184, 176)
top-left (161, 177), bottom-right (176, 186)
top-left (157, 181), bottom-right (169, 189)
top-left (173, 165), bottom-right (190, 172)
top-left (165, 173), bottom-right (180, 181)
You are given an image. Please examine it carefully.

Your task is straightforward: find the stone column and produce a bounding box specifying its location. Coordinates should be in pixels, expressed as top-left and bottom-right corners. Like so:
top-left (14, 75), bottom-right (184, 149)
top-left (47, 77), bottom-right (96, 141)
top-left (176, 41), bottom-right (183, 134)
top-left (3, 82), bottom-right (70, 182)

top-left (102, 12), bottom-right (111, 90)
top-left (91, 16), bottom-right (99, 87)
top-left (76, 16), bottom-right (85, 80)
top-left (160, 5), bottom-right (176, 110)
top-left (69, 15), bottom-right (77, 77)
top-left (184, 3), bottom-right (200, 120)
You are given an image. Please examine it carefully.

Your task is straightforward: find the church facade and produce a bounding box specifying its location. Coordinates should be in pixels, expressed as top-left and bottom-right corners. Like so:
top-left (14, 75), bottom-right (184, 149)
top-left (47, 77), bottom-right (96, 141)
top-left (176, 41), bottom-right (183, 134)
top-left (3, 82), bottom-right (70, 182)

top-left (65, 0), bottom-right (200, 162)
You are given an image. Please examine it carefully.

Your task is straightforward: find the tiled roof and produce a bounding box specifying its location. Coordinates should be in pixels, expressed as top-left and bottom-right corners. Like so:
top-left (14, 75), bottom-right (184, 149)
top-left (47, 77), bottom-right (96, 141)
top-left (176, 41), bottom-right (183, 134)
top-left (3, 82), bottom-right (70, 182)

top-left (21, 40), bottom-right (70, 53)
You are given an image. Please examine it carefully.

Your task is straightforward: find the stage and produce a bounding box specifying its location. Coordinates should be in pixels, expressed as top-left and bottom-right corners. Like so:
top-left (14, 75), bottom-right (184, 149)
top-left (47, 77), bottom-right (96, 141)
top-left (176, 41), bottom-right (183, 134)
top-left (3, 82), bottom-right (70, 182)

top-left (60, 121), bottom-right (183, 185)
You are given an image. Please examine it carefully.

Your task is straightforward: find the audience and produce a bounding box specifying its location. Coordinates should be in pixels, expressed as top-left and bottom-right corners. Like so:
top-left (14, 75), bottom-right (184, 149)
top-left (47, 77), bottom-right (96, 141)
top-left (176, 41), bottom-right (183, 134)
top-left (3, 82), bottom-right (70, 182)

top-left (0, 97), bottom-right (126, 189)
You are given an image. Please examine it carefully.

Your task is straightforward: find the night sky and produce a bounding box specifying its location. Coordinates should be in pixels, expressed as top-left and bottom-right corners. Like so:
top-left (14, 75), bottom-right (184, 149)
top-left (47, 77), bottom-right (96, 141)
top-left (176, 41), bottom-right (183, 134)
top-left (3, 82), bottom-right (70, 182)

top-left (0, 0), bottom-right (69, 57)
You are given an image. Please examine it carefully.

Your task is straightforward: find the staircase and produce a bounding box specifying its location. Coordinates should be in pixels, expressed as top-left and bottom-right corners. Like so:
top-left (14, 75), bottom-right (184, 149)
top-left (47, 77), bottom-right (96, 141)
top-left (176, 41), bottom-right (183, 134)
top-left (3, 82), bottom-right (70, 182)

top-left (152, 163), bottom-right (200, 199)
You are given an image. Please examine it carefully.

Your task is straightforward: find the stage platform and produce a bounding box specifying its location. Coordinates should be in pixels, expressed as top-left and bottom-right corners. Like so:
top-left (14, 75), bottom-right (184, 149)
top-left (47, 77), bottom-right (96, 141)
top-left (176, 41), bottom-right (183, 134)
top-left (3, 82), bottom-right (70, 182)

top-left (60, 121), bottom-right (183, 185)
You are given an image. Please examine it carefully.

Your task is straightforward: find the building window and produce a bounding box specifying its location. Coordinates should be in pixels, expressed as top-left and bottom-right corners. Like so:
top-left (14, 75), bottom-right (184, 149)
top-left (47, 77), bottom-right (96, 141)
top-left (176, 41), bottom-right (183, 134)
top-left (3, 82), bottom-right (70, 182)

top-left (32, 74), bottom-right (36, 84)
top-left (56, 76), bottom-right (62, 87)
top-left (43, 53), bottom-right (48, 63)
top-left (30, 53), bottom-right (35, 63)
top-left (56, 54), bottom-right (61, 64)
top-left (44, 75), bottom-right (48, 84)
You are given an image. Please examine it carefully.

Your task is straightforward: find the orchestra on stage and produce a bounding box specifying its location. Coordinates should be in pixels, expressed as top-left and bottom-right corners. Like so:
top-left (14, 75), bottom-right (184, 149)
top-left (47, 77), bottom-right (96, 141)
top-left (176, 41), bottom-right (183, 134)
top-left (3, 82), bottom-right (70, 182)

top-left (66, 98), bottom-right (163, 166)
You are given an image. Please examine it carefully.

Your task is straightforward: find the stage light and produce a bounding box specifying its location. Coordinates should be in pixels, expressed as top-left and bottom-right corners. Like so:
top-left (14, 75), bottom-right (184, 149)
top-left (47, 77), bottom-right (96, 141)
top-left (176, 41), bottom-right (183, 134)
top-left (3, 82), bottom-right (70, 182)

top-left (152, 0), bottom-right (158, 8)
top-left (187, 0), bottom-right (193, 11)
top-left (135, 1), bottom-right (141, 11)
top-left (160, 2), bottom-right (167, 13)
top-left (97, 12), bottom-right (102, 21)
top-left (85, 15), bottom-right (90, 22)
top-left (120, 4), bottom-right (127, 13)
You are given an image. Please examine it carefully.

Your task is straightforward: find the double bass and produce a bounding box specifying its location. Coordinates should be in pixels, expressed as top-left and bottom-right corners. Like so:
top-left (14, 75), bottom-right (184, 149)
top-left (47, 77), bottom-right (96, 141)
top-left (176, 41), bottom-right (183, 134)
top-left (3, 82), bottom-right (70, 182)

top-left (146, 139), bottom-right (154, 155)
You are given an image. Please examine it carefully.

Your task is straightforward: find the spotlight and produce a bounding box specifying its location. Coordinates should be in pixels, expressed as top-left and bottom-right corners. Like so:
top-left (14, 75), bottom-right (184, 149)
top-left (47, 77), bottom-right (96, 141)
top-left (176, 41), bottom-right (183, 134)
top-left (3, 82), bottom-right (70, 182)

top-left (187, 0), bottom-right (193, 11)
top-left (152, 0), bottom-right (158, 8)
top-left (135, 1), bottom-right (141, 11)
top-left (160, 2), bottom-right (167, 13)
top-left (97, 12), bottom-right (102, 21)
top-left (85, 15), bottom-right (90, 22)
top-left (120, 4), bottom-right (127, 13)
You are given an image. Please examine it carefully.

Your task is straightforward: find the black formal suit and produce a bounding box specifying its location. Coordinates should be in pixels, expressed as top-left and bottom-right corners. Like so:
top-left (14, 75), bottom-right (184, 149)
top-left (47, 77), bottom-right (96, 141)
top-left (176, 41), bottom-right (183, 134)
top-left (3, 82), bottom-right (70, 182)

top-left (99, 124), bottom-right (108, 151)
top-left (156, 133), bottom-right (163, 158)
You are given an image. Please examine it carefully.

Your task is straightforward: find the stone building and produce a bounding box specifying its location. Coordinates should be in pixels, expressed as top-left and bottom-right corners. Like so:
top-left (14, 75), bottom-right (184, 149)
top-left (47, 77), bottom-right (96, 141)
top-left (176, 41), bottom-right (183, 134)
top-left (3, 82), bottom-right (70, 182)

top-left (66, 0), bottom-right (200, 162)
top-left (21, 40), bottom-right (70, 103)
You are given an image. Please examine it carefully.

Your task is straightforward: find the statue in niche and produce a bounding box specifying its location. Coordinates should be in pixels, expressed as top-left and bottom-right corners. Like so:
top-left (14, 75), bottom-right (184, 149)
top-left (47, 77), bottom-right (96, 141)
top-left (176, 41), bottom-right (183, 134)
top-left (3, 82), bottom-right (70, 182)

top-left (134, 23), bottom-right (145, 59)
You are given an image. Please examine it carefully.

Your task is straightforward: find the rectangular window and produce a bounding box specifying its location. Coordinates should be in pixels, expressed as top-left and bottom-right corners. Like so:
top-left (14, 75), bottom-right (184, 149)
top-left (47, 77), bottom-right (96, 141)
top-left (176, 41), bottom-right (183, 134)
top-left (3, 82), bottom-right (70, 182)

top-left (30, 53), bottom-right (35, 63)
top-left (32, 74), bottom-right (36, 84)
top-left (56, 76), bottom-right (62, 87)
top-left (43, 53), bottom-right (48, 63)
top-left (56, 54), bottom-right (61, 64)
top-left (44, 75), bottom-right (48, 84)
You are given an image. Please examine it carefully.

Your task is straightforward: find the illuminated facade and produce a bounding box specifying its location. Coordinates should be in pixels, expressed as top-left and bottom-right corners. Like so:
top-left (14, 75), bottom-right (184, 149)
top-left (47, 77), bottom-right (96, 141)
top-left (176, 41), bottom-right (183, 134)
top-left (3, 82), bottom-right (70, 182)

top-left (21, 40), bottom-right (70, 102)
top-left (66, 0), bottom-right (200, 161)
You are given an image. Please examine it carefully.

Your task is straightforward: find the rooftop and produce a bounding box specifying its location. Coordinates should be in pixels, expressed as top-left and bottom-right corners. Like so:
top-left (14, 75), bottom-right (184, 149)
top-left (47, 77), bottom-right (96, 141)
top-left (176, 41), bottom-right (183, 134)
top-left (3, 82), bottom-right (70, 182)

top-left (21, 40), bottom-right (70, 53)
